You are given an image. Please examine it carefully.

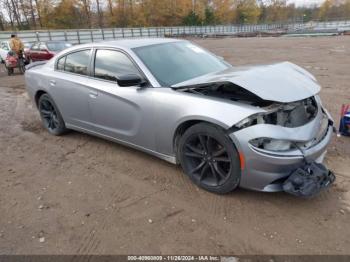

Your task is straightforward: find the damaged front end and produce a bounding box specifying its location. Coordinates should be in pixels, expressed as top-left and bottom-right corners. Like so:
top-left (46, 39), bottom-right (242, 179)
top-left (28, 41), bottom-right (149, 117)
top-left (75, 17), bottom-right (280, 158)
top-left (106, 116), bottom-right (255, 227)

top-left (173, 62), bottom-right (335, 196)
top-left (175, 86), bottom-right (334, 197)
top-left (232, 96), bottom-right (335, 195)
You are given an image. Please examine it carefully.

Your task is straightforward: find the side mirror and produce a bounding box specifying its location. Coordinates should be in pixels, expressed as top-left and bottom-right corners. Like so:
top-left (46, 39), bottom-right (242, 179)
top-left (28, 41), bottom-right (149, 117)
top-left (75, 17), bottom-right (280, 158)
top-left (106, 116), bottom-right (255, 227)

top-left (116, 74), bottom-right (146, 87)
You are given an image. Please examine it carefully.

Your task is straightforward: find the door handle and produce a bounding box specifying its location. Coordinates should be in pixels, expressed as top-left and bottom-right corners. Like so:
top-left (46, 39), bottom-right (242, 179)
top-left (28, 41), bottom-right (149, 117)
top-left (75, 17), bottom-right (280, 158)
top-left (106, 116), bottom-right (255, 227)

top-left (49, 80), bottom-right (56, 86)
top-left (89, 90), bottom-right (98, 98)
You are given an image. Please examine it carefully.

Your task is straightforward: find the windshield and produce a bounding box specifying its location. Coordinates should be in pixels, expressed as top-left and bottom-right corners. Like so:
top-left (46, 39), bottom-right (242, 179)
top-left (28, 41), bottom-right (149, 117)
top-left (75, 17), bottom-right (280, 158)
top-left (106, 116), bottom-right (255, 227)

top-left (47, 42), bottom-right (72, 52)
top-left (133, 42), bottom-right (230, 86)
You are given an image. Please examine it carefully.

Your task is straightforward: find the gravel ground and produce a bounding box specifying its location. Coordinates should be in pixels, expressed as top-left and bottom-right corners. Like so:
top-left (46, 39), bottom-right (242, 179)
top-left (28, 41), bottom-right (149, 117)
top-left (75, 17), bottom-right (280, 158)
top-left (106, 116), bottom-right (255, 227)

top-left (0, 36), bottom-right (349, 255)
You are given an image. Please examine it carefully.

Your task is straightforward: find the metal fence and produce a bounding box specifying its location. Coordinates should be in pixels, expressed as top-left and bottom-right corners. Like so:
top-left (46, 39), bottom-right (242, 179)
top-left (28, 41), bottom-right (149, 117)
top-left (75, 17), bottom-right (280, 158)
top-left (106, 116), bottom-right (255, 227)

top-left (1, 20), bottom-right (350, 44)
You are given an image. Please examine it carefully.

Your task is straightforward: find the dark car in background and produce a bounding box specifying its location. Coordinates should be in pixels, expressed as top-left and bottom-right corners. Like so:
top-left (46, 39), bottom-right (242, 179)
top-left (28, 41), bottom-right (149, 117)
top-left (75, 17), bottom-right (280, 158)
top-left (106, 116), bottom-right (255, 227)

top-left (26, 41), bottom-right (72, 62)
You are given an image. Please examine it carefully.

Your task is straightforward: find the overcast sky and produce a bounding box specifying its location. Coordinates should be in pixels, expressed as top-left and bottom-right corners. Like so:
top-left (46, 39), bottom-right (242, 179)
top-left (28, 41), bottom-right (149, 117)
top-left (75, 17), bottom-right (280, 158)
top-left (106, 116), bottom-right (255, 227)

top-left (287, 0), bottom-right (325, 7)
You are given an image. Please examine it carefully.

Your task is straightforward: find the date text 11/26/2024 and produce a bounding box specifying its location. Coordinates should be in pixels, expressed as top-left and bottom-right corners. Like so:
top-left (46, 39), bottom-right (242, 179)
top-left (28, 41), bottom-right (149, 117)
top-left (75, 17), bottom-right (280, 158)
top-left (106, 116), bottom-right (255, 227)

top-left (127, 256), bottom-right (221, 261)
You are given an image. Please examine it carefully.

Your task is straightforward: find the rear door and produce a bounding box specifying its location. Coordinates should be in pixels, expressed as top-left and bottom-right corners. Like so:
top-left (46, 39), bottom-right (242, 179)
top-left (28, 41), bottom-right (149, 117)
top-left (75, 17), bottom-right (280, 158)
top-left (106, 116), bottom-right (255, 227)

top-left (49, 48), bottom-right (94, 130)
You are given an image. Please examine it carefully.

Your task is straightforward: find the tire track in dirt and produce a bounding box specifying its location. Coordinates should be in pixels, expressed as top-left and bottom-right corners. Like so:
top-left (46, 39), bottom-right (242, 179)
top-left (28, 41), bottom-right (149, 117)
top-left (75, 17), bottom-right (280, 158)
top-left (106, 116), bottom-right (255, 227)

top-left (0, 88), bottom-right (18, 137)
top-left (74, 163), bottom-right (166, 254)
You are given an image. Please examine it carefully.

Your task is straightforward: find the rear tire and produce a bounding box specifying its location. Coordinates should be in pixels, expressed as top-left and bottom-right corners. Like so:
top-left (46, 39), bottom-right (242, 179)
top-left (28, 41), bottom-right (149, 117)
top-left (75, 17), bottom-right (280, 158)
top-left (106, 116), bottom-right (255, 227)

top-left (38, 94), bottom-right (67, 136)
top-left (19, 59), bottom-right (25, 74)
top-left (7, 67), bottom-right (14, 76)
top-left (178, 123), bottom-right (241, 194)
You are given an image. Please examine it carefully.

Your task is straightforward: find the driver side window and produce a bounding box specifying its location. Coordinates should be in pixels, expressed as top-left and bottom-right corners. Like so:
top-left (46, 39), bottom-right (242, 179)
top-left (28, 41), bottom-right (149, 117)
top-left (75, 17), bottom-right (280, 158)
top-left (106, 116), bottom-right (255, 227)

top-left (94, 49), bottom-right (140, 82)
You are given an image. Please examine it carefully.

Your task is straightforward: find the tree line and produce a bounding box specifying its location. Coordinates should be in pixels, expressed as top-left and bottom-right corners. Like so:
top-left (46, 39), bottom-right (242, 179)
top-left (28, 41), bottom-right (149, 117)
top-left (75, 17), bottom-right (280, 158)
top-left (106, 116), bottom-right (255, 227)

top-left (1, 0), bottom-right (350, 31)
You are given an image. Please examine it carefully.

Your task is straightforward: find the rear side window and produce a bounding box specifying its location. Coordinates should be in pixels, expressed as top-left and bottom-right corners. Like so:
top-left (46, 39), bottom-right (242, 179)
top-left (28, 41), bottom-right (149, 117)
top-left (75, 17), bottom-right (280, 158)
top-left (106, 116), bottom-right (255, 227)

top-left (61, 50), bottom-right (90, 76)
top-left (94, 49), bottom-right (140, 82)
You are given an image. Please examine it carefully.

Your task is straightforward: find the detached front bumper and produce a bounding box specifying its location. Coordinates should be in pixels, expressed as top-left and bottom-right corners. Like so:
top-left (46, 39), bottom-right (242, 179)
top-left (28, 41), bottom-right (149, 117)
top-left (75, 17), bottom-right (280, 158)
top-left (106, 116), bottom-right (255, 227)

top-left (229, 107), bottom-right (334, 192)
top-left (283, 162), bottom-right (335, 197)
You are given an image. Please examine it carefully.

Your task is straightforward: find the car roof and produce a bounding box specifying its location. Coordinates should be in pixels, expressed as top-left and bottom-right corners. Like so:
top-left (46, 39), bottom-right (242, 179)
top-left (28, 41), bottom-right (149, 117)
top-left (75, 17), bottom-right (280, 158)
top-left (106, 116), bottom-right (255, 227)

top-left (45, 40), bottom-right (71, 43)
top-left (44, 38), bottom-right (187, 68)
top-left (32, 40), bottom-right (70, 44)
top-left (80, 38), bottom-right (184, 50)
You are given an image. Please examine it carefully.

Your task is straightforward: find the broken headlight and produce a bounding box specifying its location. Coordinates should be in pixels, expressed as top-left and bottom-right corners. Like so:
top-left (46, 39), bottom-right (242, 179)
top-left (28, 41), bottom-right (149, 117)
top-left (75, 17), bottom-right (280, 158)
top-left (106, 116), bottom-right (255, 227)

top-left (234, 97), bottom-right (318, 129)
top-left (250, 138), bottom-right (296, 152)
top-left (235, 113), bottom-right (264, 129)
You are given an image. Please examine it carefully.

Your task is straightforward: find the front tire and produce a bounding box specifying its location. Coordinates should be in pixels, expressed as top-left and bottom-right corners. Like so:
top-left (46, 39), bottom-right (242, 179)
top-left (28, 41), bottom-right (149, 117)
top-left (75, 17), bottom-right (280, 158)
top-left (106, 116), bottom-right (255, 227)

top-left (38, 94), bottom-right (67, 135)
top-left (178, 123), bottom-right (241, 194)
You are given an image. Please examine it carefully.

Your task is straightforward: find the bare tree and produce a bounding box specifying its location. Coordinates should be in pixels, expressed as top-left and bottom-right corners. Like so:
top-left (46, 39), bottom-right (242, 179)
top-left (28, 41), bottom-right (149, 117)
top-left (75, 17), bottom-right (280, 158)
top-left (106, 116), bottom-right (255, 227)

top-left (107, 0), bottom-right (113, 16)
top-left (80, 0), bottom-right (92, 28)
top-left (0, 11), bottom-right (5, 30)
top-left (5, 0), bottom-right (15, 29)
top-left (34, 0), bottom-right (42, 28)
top-left (10, 0), bottom-right (23, 28)
top-left (19, 0), bottom-right (31, 27)
top-left (128, 0), bottom-right (133, 24)
top-left (95, 0), bottom-right (103, 28)
top-left (117, 0), bottom-right (126, 27)
top-left (28, 0), bottom-right (37, 29)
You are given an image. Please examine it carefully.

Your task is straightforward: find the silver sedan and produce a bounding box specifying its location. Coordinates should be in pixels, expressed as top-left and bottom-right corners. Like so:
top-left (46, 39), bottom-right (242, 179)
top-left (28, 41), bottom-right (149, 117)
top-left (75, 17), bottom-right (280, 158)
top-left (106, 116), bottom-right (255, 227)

top-left (25, 38), bottom-right (335, 197)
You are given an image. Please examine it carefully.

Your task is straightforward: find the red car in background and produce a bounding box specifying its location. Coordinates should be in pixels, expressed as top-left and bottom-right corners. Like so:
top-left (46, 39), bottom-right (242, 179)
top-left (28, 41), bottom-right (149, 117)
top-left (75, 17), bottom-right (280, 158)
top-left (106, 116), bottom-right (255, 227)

top-left (26, 41), bottom-right (72, 62)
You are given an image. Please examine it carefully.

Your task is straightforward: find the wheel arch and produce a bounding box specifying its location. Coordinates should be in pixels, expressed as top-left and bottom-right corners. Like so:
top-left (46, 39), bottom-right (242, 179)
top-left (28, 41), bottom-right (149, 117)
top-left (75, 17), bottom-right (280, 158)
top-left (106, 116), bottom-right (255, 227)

top-left (172, 118), bottom-right (230, 162)
top-left (34, 90), bottom-right (48, 108)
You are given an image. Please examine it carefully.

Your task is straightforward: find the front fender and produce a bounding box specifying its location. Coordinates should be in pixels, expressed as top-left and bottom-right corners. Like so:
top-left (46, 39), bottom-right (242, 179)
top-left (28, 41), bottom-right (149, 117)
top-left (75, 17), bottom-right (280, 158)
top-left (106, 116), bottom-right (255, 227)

top-left (152, 88), bottom-right (264, 157)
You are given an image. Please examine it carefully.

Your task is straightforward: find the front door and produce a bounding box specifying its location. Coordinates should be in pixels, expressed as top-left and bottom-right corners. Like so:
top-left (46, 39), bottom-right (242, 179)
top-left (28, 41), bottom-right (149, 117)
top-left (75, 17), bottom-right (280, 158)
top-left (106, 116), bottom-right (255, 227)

top-left (86, 49), bottom-right (156, 150)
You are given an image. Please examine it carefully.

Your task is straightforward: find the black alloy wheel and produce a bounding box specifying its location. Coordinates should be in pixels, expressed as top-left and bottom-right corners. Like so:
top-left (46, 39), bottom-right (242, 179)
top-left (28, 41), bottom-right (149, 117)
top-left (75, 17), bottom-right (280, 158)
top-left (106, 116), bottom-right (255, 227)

top-left (38, 94), bottom-right (67, 135)
top-left (179, 123), bottom-right (241, 194)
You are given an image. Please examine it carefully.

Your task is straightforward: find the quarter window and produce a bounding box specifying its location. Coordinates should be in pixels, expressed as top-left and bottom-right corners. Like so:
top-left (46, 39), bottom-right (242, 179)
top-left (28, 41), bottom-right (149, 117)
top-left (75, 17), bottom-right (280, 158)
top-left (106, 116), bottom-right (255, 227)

top-left (64, 50), bottom-right (90, 76)
top-left (57, 56), bottom-right (66, 71)
top-left (94, 49), bottom-right (140, 82)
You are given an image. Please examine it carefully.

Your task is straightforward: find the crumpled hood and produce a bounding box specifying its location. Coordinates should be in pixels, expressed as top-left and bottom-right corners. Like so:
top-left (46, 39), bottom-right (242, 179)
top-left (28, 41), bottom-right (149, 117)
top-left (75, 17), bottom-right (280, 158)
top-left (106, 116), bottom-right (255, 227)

top-left (173, 62), bottom-right (321, 103)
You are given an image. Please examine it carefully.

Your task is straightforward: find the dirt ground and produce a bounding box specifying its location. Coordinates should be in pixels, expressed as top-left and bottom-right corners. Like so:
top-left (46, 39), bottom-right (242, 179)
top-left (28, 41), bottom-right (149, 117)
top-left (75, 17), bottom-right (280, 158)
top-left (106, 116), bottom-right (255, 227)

top-left (0, 36), bottom-right (349, 255)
